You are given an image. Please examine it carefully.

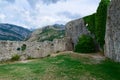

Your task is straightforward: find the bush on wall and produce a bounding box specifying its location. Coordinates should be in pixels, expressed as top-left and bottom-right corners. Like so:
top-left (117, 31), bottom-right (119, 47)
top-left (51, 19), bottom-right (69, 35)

top-left (11, 54), bottom-right (20, 61)
top-left (21, 44), bottom-right (27, 51)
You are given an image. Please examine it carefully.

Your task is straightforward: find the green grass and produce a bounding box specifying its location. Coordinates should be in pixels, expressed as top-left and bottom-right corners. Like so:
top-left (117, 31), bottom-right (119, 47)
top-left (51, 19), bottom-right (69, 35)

top-left (0, 54), bottom-right (120, 80)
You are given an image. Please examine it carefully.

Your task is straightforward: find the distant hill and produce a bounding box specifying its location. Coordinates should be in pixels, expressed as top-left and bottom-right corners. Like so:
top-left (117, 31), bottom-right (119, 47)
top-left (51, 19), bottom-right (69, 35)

top-left (0, 23), bottom-right (31, 41)
top-left (28, 24), bottom-right (65, 42)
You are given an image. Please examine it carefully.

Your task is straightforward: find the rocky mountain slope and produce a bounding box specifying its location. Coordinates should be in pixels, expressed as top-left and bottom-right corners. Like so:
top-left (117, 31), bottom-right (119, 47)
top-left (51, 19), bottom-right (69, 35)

top-left (28, 24), bottom-right (65, 42)
top-left (0, 23), bottom-right (31, 41)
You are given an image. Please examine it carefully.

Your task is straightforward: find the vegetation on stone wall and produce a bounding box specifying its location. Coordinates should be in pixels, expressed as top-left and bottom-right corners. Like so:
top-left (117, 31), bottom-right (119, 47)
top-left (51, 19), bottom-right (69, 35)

top-left (21, 44), bottom-right (27, 51)
top-left (74, 35), bottom-right (96, 53)
top-left (83, 0), bottom-right (110, 50)
top-left (95, 0), bottom-right (110, 48)
top-left (11, 54), bottom-right (20, 61)
top-left (83, 13), bottom-right (96, 34)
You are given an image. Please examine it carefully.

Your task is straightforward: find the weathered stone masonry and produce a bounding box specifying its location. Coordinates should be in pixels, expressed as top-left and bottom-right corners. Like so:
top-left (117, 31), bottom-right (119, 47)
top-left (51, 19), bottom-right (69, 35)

top-left (65, 18), bottom-right (89, 49)
top-left (0, 38), bottom-right (68, 61)
top-left (105, 0), bottom-right (120, 62)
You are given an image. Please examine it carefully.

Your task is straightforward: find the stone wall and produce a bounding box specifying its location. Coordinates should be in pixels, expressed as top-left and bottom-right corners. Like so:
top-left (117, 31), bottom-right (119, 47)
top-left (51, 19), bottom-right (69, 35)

top-left (65, 18), bottom-right (89, 49)
top-left (0, 38), bottom-right (68, 61)
top-left (105, 0), bottom-right (120, 62)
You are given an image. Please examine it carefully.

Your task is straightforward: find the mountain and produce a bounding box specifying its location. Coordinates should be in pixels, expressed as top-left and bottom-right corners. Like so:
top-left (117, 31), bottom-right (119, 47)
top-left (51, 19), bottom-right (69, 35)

top-left (28, 24), bottom-right (65, 42)
top-left (0, 23), bottom-right (31, 41)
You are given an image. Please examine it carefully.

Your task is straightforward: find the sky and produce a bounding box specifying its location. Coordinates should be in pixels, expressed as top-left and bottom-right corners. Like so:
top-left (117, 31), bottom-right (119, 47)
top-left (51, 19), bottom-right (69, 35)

top-left (0, 0), bottom-right (100, 29)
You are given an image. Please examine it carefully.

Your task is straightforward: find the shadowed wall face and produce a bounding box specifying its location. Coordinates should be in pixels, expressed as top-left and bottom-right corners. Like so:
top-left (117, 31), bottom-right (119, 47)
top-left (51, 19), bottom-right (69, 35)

top-left (105, 0), bottom-right (120, 62)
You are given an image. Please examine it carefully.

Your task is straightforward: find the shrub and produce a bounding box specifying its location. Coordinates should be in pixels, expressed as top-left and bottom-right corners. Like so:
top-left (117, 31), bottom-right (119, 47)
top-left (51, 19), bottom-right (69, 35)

top-left (56, 51), bottom-right (60, 53)
top-left (27, 56), bottom-right (34, 60)
top-left (74, 35), bottom-right (96, 53)
top-left (47, 54), bottom-right (51, 57)
top-left (11, 54), bottom-right (20, 61)
top-left (21, 44), bottom-right (27, 51)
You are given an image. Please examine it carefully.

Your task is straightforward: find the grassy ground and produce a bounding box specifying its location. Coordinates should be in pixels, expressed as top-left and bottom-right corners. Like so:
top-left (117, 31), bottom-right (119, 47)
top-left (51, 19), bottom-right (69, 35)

top-left (0, 53), bottom-right (120, 80)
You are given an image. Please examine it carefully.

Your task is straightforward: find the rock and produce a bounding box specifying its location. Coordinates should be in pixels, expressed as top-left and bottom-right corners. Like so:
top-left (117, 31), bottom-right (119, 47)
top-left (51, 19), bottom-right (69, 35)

top-left (65, 18), bottom-right (89, 48)
top-left (105, 0), bottom-right (120, 62)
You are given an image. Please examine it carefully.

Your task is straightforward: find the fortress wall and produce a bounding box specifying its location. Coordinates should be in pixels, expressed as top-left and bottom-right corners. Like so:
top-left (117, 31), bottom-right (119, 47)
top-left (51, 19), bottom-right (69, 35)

top-left (0, 38), bottom-right (67, 61)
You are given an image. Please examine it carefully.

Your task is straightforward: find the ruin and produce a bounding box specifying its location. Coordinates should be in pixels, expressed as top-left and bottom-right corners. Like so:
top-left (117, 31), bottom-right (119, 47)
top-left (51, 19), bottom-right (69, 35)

top-left (105, 0), bottom-right (120, 62)
top-left (0, 38), bottom-right (68, 61)
top-left (65, 18), bottom-right (89, 48)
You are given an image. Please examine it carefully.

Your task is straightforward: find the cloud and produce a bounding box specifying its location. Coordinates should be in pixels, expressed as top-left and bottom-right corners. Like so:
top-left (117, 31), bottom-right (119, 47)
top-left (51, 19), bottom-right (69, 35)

top-left (27, 0), bottom-right (66, 8)
top-left (0, 14), bottom-right (6, 20)
top-left (27, 0), bottom-right (39, 8)
top-left (0, 0), bottom-right (100, 29)
top-left (4, 0), bottom-right (15, 3)
top-left (57, 11), bottom-right (81, 19)
top-left (41, 0), bottom-right (66, 5)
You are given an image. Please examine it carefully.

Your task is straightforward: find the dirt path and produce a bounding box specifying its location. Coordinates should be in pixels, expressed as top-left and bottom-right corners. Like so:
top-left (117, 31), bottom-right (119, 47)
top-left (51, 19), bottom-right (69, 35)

top-left (3, 51), bottom-right (105, 64)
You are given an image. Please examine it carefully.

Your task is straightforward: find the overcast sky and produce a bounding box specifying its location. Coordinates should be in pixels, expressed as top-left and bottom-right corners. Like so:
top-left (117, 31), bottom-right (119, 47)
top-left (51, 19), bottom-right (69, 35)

top-left (0, 0), bottom-right (100, 29)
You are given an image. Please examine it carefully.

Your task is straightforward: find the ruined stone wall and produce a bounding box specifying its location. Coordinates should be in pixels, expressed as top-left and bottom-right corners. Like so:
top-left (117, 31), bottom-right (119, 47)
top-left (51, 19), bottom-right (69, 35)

top-left (105, 0), bottom-right (120, 62)
top-left (65, 18), bottom-right (89, 49)
top-left (0, 38), bottom-right (68, 61)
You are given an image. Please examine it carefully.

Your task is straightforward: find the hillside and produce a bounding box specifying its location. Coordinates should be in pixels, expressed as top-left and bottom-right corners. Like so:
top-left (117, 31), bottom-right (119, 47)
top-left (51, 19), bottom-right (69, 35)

top-left (28, 24), bottom-right (65, 42)
top-left (0, 23), bottom-right (31, 41)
